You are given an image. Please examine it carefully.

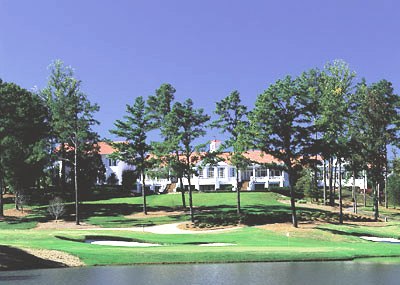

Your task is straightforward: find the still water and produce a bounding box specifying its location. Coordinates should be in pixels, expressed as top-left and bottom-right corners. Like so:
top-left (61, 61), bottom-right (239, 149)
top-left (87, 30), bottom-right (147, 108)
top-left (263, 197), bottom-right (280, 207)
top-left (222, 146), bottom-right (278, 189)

top-left (0, 261), bottom-right (399, 285)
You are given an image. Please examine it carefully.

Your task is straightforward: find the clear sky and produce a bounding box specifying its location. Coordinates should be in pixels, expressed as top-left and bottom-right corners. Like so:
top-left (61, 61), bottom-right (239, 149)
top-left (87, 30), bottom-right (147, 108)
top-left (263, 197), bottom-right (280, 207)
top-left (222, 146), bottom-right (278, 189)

top-left (1, 0), bottom-right (399, 142)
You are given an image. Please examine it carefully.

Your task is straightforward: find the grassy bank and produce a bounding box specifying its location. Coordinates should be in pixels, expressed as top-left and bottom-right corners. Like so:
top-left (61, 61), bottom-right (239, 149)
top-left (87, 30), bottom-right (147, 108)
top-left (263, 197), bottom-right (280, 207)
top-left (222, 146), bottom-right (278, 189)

top-left (2, 224), bottom-right (400, 267)
top-left (2, 191), bottom-right (400, 269)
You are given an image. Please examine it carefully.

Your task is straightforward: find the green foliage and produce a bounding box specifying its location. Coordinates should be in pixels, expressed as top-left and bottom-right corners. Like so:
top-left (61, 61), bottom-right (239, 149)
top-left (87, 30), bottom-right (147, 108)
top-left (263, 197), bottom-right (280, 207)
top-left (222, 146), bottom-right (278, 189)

top-left (295, 168), bottom-right (319, 200)
top-left (387, 174), bottom-right (400, 207)
top-left (250, 75), bottom-right (313, 227)
top-left (110, 96), bottom-right (154, 214)
top-left (106, 173), bottom-right (119, 186)
top-left (212, 90), bottom-right (251, 213)
top-left (110, 97), bottom-right (153, 174)
top-left (122, 170), bottom-right (137, 191)
top-left (0, 79), bottom-right (49, 204)
top-left (42, 60), bottom-right (101, 224)
top-left (166, 99), bottom-right (210, 221)
top-left (356, 79), bottom-right (400, 218)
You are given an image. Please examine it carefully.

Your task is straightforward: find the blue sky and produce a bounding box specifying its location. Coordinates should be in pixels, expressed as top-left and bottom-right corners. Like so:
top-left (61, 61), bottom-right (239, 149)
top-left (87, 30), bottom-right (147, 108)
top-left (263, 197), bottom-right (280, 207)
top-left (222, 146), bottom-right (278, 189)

top-left (1, 0), bottom-right (399, 142)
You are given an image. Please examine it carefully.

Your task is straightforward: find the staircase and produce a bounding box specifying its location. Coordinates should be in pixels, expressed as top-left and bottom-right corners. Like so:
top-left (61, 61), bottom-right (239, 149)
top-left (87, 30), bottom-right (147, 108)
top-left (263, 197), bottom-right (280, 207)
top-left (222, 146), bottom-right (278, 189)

top-left (166, 183), bottom-right (177, 193)
top-left (240, 180), bottom-right (250, 191)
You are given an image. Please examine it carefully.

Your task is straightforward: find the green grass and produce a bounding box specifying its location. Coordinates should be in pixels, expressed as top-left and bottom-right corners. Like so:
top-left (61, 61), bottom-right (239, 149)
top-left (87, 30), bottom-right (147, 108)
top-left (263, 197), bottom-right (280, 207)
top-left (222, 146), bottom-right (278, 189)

top-left (2, 224), bottom-right (400, 266)
top-left (2, 191), bottom-right (400, 267)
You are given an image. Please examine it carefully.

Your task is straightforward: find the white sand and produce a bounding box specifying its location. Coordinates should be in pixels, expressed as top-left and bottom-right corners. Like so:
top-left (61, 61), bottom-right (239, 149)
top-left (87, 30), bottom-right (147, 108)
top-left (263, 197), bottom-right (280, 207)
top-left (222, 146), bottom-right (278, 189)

top-left (360, 236), bottom-right (400, 243)
top-left (89, 240), bottom-right (161, 247)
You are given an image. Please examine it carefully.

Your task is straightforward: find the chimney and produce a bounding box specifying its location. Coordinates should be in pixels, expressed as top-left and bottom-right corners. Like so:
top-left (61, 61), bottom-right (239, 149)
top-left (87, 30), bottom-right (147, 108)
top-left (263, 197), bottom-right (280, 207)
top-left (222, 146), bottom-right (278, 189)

top-left (210, 140), bottom-right (222, 152)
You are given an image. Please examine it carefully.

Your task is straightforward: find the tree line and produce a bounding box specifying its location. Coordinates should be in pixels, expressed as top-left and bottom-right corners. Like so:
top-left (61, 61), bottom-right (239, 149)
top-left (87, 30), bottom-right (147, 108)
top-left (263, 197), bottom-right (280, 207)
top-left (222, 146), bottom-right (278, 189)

top-left (1, 59), bottom-right (399, 227)
top-left (0, 60), bottom-right (104, 224)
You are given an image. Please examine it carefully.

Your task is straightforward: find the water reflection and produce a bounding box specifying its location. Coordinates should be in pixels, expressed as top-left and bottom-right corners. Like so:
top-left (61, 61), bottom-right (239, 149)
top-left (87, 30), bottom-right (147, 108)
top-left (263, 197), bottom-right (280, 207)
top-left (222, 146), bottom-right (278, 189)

top-left (1, 262), bottom-right (400, 285)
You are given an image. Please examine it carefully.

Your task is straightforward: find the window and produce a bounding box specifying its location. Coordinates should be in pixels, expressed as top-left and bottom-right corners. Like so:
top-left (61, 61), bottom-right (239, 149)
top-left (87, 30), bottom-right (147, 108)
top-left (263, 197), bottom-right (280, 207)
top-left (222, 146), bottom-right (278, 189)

top-left (242, 169), bottom-right (253, 180)
top-left (207, 167), bottom-right (214, 178)
top-left (255, 167), bottom-right (268, 177)
top-left (218, 167), bottom-right (225, 178)
top-left (230, 168), bottom-right (236, 177)
top-left (108, 159), bottom-right (117, 167)
top-left (198, 169), bottom-right (203, 178)
top-left (270, 169), bottom-right (281, 177)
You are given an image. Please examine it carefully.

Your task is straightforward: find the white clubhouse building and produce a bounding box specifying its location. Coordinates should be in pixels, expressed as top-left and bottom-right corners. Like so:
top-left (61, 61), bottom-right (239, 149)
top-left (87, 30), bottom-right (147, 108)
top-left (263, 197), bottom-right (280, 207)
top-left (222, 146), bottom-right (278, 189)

top-left (99, 140), bottom-right (367, 194)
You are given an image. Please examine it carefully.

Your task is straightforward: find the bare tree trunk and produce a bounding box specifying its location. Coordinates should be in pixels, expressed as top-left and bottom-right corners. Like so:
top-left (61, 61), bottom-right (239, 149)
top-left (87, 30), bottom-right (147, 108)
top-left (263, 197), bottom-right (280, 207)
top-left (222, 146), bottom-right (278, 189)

top-left (338, 160), bottom-right (343, 224)
top-left (74, 144), bottom-right (80, 225)
top-left (141, 172), bottom-right (147, 215)
top-left (323, 160), bottom-right (327, 205)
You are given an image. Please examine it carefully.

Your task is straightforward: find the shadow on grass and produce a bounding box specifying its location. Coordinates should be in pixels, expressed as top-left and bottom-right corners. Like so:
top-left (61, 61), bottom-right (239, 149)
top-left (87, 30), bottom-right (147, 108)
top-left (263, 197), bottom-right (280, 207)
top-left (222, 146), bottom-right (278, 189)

top-left (0, 245), bottom-right (66, 271)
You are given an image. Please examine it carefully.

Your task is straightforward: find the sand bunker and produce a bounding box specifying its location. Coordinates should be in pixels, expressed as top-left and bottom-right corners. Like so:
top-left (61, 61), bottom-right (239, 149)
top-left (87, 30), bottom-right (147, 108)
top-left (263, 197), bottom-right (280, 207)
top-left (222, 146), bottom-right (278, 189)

top-left (87, 240), bottom-right (162, 247)
top-left (360, 236), bottom-right (400, 243)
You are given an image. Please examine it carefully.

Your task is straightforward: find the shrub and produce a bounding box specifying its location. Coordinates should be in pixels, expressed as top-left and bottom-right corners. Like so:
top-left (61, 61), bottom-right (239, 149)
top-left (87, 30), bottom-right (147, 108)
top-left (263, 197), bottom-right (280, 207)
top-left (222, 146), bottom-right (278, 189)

top-left (122, 170), bottom-right (137, 191)
top-left (48, 197), bottom-right (66, 221)
top-left (106, 173), bottom-right (119, 185)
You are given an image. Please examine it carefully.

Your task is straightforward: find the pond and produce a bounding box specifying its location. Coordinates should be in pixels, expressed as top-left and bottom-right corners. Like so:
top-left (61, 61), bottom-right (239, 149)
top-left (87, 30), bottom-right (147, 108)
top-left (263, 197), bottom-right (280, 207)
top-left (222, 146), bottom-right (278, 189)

top-left (1, 261), bottom-right (400, 285)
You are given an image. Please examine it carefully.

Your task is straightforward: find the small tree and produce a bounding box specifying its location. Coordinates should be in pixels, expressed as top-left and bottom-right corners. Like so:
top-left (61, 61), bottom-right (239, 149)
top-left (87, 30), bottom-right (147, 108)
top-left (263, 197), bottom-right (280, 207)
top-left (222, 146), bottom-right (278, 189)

top-left (167, 99), bottom-right (210, 222)
top-left (250, 76), bottom-right (313, 228)
top-left (42, 60), bottom-right (100, 225)
top-left (212, 90), bottom-right (251, 214)
top-left (295, 168), bottom-right (319, 201)
top-left (48, 197), bottom-right (66, 222)
top-left (387, 174), bottom-right (400, 207)
top-left (106, 173), bottom-right (119, 185)
top-left (110, 96), bottom-right (154, 215)
top-left (122, 170), bottom-right (138, 192)
top-left (15, 191), bottom-right (28, 213)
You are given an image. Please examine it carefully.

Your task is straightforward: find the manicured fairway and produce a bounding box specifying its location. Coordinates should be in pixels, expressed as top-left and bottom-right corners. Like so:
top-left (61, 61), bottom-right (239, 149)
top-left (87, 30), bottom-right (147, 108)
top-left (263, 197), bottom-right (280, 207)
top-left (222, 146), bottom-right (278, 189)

top-left (2, 192), bottom-right (400, 267)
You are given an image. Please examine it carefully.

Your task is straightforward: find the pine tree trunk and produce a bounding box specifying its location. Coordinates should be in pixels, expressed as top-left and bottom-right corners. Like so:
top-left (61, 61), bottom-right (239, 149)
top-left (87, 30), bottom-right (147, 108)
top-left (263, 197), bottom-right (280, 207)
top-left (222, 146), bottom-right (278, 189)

top-left (323, 160), bottom-right (327, 205)
top-left (373, 182), bottom-right (379, 221)
top-left (333, 160), bottom-right (338, 205)
top-left (236, 168), bottom-right (241, 214)
top-left (288, 171), bottom-right (298, 228)
top-left (338, 161), bottom-right (343, 224)
top-left (352, 170), bottom-right (357, 214)
top-left (14, 185), bottom-right (19, 211)
top-left (179, 177), bottom-right (186, 208)
top-left (60, 143), bottom-right (66, 193)
top-left (329, 158), bottom-right (334, 206)
top-left (385, 170), bottom-right (388, 209)
top-left (188, 175), bottom-right (194, 223)
top-left (177, 151), bottom-right (186, 209)
top-left (0, 177), bottom-right (3, 218)
top-left (142, 172), bottom-right (147, 215)
top-left (74, 144), bottom-right (80, 225)
top-left (363, 170), bottom-right (367, 207)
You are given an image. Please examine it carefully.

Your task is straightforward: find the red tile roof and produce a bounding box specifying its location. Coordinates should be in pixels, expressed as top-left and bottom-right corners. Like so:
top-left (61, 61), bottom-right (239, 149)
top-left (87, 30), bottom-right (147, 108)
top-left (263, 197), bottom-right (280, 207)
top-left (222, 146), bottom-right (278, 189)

top-left (97, 142), bottom-right (283, 165)
top-left (243, 150), bottom-right (282, 164)
top-left (97, 142), bottom-right (116, 155)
